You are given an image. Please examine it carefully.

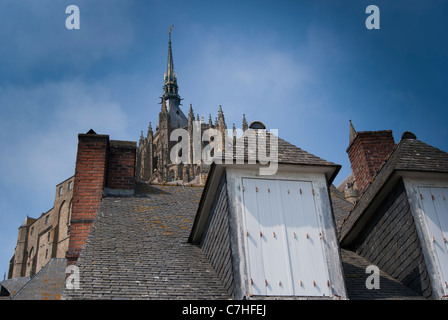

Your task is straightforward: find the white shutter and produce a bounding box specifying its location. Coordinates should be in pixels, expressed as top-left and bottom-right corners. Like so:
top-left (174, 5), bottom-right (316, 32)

top-left (242, 178), bottom-right (330, 296)
top-left (419, 187), bottom-right (448, 288)
top-left (243, 179), bottom-right (266, 295)
top-left (280, 180), bottom-right (329, 296)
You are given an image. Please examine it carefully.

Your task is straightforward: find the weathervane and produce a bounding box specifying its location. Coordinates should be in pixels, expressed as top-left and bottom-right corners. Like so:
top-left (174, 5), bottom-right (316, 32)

top-left (169, 25), bottom-right (174, 35)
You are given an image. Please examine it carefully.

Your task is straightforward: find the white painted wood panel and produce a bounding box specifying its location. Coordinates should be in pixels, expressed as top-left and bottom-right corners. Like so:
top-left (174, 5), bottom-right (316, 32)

top-left (243, 179), bottom-right (266, 295)
top-left (419, 187), bottom-right (448, 288)
top-left (242, 178), bottom-right (330, 296)
top-left (280, 180), bottom-right (306, 295)
top-left (257, 180), bottom-right (291, 296)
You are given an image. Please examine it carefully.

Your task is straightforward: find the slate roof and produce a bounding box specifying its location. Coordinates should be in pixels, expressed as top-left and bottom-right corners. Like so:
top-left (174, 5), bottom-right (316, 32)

top-left (62, 183), bottom-right (229, 300)
top-left (0, 277), bottom-right (30, 298)
top-left (340, 134), bottom-right (448, 243)
top-left (11, 258), bottom-right (66, 300)
top-left (218, 130), bottom-right (341, 183)
top-left (59, 180), bottom-right (426, 300)
top-left (329, 186), bottom-right (353, 237)
top-left (340, 249), bottom-right (425, 300)
top-left (318, 188), bottom-right (425, 299)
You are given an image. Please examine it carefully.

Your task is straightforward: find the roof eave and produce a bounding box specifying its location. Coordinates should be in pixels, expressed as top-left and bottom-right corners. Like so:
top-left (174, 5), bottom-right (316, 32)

top-left (339, 168), bottom-right (448, 247)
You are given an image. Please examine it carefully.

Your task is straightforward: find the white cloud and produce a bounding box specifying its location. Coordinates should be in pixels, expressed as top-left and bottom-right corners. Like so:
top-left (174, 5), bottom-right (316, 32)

top-left (180, 33), bottom-right (319, 129)
top-left (0, 80), bottom-right (130, 193)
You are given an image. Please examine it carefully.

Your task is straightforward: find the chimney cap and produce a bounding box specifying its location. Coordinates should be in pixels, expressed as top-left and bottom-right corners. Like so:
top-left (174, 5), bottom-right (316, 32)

top-left (401, 131), bottom-right (417, 140)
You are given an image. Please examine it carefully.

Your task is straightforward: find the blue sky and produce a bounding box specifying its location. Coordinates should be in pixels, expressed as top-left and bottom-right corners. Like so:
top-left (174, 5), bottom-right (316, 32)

top-left (1, 0), bottom-right (447, 278)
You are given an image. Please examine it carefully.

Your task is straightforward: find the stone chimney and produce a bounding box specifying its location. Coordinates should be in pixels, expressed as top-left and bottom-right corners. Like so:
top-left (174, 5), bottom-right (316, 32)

top-left (346, 121), bottom-right (395, 195)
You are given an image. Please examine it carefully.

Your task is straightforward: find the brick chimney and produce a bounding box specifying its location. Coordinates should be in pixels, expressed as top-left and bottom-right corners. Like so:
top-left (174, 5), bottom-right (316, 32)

top-left (66, 130), bottom-right (109, 266)
top-left (66, 131), bottom-right (137, 267)
top-left (106, 140), bottom-right (136, 191)
top-left (346, 121), bottom-right (395, 195)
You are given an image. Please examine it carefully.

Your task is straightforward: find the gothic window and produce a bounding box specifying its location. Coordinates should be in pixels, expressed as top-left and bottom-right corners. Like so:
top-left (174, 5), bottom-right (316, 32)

top-left (28, 247), bottom-right (34, 267)
top-left (153, 156), bottom-right (158, 171)
top-left (59, 186), bottom-right (63, 196)
top-left (67, 200), bottom-right (73, 235)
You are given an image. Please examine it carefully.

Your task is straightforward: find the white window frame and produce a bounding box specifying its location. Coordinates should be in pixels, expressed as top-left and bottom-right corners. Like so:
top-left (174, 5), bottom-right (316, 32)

top-left (403, 175), bottom-right (448, 299)
top-left (223, 165), bottom-right (347, 299)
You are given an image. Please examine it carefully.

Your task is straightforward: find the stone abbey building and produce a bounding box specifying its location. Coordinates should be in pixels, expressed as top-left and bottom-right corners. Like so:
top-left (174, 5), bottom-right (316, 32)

top-left (136, 27), bottom-right (248, 184)
top-left (7, 177), bottom-right (74, 280)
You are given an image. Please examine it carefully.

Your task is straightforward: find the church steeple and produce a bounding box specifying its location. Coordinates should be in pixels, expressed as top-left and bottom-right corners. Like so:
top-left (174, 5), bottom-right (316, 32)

top-left (163, 25), bottom-right (180, 102)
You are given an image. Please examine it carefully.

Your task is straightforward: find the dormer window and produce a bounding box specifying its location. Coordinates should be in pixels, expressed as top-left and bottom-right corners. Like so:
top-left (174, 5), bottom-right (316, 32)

top-left (190, 168), bottom-right (346, 299)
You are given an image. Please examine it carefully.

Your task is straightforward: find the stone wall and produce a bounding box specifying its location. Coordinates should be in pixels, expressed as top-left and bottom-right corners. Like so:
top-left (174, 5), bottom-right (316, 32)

top-left (10, 177), bottom-right (73, 278)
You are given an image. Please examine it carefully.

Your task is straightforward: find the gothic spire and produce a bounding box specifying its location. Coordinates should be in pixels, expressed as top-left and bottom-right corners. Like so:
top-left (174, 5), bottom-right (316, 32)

top-left (147, 122), bottom-right (153, 137)
top-left (242, 114), bottom-right (248, 132)
top-left (218, 105), bottom-right (226, 129)
top-left (188, 104), bottom-right (195, 123)
top-left (233, 123), bottom-right (237, 145)
top-left (166, 25), bottom-right (175, 82)
top-left (163, 25), bottom-right (180, 102)
top-left (349, 120), bottom-right (357, 146)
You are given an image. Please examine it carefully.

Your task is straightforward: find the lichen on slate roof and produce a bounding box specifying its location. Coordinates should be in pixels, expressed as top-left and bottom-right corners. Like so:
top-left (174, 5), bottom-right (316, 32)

top-left (62, 183), bottom-right (229, 300)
